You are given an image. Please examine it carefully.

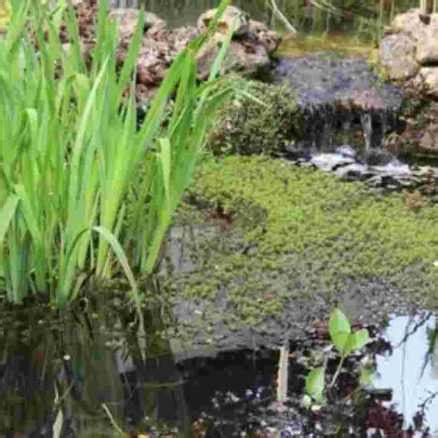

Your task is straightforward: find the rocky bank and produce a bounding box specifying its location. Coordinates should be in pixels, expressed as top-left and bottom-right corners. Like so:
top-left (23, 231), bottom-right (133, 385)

top-left (69, 1), bottom-right (280, 103)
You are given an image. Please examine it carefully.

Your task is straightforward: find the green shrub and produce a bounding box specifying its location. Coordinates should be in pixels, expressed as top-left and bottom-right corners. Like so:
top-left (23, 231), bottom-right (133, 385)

top-left (208, 81), bottom-right (301, 156)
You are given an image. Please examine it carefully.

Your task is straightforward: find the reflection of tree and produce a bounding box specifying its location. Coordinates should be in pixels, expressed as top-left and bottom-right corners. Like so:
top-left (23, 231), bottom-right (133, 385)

top-left (0, 298), bottom-right (191, 436)
top-left (426, 316), bottom-right (438, 380)
top-left (0, 308), bottom-right (57, 435)
top-left (120, 302), bottom-right (192, 434)
top-left (54, 299), bottom-right (191, 435)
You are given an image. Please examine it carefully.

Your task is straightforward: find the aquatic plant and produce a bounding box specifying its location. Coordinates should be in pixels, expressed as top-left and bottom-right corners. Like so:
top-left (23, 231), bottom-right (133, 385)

top-left (164, 155), bottom-right (438, 332)
top-left (0, 0), bottom-right (235, 306)
top-left (305, 308), bottom-right (370, 403)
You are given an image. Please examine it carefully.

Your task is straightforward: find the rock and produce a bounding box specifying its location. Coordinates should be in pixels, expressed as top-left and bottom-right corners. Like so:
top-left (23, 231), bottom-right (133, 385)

top-left (133, 25), bottom-right (198, 97)
top-left (419, 123), bottom-right (438, 154)
top-left (248, 19), bottom-right (281, 54)
top-left (416, 22), bottom-right (438, 65)
top-left (380, 9), bottom-right (438, 99)
top-left (391, 9), bottom-right (438, 39)
top-left (195, 7), bottom-right (279, 79)
top-left (197, 6), bottom-right (250, 38)
top-left (390, 9), bottom-right (426, 39)
top-left (413, 165), bottom-right (438, 178)
top-left (109, 9), bottom-right (140, 42)
top-left (196, 37), bottom-right (271, 80)
top-left (70, 2), bottom-right (280, 104)
top-left (170, 25), bottom-right (200, 53)
top-left (136, 37), bottom-right (173, 86)
top-left (109, 9), bottom-right (165, 43)
top-left (379, 33), bottom-right (418, 80)
top-left (418, 67), bottom-right (438, 97)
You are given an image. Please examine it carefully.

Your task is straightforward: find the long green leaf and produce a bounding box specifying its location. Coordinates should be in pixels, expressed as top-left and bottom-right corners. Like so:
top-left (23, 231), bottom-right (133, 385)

top-left (0, 194), bottom-right (18, 243)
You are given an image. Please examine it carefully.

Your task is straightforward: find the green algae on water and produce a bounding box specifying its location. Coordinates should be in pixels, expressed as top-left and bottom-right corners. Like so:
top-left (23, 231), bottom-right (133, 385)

top-left (165, 156), bottom-right (438, 325)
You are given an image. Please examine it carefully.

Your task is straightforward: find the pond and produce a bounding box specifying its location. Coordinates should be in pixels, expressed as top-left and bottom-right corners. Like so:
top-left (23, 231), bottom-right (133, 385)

top-left (1, 296), bottom-right (437, 437)
top-left (3, 1), bottom-right (438, 437)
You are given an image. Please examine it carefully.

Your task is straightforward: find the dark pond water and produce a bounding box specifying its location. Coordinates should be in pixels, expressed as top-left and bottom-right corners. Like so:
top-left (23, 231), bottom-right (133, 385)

top-left (1, 296), bottom-right (437, 437)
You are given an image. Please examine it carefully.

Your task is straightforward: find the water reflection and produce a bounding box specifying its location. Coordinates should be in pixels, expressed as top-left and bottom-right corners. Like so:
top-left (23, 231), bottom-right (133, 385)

top-left (0, 299), bottom-right (283, 436)
top-left (2, 302), bottom-right (438, 436)
top-left (374, 313), bottom-right (438, 434)
top-left (0, 302), bottom-right (189, 437)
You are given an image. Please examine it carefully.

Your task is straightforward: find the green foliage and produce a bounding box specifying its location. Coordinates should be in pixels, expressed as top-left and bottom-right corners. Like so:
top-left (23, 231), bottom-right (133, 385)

top-left (305, 308), bottom-right (370, 403)
top-left (329, 308), bottom-right (369, 356)
top-left (305, 366), bottom-right (325, 403)
top-left (208, 81), bottom-right (300, 156)
top-left (0, 0), bottom-right (234, 306)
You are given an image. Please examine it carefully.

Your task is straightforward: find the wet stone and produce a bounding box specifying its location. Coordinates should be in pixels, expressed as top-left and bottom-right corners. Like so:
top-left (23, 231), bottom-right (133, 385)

top-left (271, 54), bottom-right (403, 154)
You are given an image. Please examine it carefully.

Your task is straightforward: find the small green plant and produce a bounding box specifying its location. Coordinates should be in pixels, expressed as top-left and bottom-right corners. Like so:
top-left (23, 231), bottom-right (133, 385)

top-left (305, 308), bottom-right (370, 403)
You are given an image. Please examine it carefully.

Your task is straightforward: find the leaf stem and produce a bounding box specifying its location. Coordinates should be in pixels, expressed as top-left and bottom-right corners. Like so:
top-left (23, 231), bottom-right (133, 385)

top-left (329, 355), bottom-right (345, 388)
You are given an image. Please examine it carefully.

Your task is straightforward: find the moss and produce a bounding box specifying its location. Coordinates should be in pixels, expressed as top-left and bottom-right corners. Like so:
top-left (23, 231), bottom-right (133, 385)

top-left (208, 81), bottom-right (301, 156)
top-left (165, 155), bottom-right (438, 326)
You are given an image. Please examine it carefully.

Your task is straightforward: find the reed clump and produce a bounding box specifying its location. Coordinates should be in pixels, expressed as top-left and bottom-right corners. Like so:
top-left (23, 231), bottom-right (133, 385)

top-left (0, 0), bottom-right (235, 306)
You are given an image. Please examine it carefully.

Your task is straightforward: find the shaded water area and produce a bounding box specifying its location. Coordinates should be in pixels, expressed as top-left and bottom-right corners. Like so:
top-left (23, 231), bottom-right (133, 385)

top-left (1, 294), bottom-right (438, 437)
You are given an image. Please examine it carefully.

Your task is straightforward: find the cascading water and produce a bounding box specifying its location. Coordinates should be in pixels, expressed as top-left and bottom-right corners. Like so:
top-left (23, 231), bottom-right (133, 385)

top-left (268, 53), bottom-right (433, 188)
top-left (271, 53), bottom-right (403, 161)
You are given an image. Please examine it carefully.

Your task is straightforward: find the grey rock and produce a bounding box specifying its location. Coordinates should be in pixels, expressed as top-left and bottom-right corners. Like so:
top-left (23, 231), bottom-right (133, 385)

top-left (248, 19), bottom-right (281, 53)
top-left (109, 9), bottom-right (165, 43)
top-left (418, 67), bottom-right (438, 98)
top-left (379, 33), bottom-right (418, 80)
top-left (416, 22), bottom-right (438, 65)
top-left (391, 9), bottom-right (428, 39)
top-left (197, 6), bottom-right (250, 38)
top-left (196, 37), bottom-right (271, 80)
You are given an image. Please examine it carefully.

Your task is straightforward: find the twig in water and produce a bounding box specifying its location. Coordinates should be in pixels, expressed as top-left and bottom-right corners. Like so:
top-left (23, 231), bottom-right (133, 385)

top-left (270, 0), bottom-right (297, 34)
